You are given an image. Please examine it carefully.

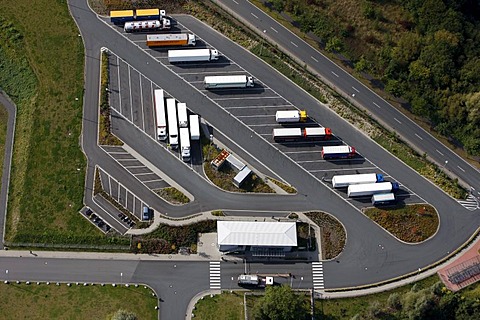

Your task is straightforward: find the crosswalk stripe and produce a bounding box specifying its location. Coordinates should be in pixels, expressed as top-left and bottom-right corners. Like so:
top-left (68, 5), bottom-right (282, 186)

top-left (209, 262), bottom-right (222, 289)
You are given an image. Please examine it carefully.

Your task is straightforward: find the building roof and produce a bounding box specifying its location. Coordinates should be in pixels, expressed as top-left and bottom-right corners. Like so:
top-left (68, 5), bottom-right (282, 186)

top-left (217, 221), bottom-right (297, 247)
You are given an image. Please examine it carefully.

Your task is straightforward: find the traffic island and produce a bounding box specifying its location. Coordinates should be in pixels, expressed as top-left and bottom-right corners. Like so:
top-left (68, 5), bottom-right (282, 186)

top-left (363, 204), bottom-right (439, 243)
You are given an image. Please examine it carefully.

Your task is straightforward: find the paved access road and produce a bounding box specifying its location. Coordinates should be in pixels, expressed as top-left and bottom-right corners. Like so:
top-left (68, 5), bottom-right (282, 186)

top-left (213, 0), bottom-right (480, 193)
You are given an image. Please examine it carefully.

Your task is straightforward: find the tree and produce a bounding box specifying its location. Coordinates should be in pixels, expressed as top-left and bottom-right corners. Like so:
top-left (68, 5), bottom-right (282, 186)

top-left (253, 285), bottom-right (308, 320)
top-left (109, 309), bottom-right (137, 320)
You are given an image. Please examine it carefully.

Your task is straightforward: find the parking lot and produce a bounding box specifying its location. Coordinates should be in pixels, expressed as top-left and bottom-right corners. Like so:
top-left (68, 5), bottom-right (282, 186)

top-left (102, 16), bottom-right (425, 210)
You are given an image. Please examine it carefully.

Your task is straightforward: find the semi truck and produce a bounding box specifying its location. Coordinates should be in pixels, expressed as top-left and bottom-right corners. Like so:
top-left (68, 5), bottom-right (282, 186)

top-left (237, 274), bottom-right (274, 288)
top-left (275, 110), bottom-right (308, 123)
top-left (166, 98), bottom-right (178, 149)
top-left (168, 48), bottom-right (219, 63)
top-left (146, 33), bottom-right (196, 47)
top-left (110, 8), bottom-right (166, 25)
top-left (124, 18), bottom-right (171, 32)
top-left (332, 173), bottom-right (384, 188)
top-left (189, 114), bottom-right (200, 140)
top-left (347, 182), bottom-right (400, 197)
top-left (153, 89), bottom-right (167, 141)
top-left (135, 8), bottom-right (165, 21)
top-left (177, 102), bottom-right (188, 128)
top-left (179, 127), bottom-right (191, 162)
top-left (204, 75), bottom-right (254, 89)
top-left (321, 145), bottom-right (356, 159)
top-left (273, 127), bottom-right (332, 141)
top-left (371, 193), bottom-right (396, 206)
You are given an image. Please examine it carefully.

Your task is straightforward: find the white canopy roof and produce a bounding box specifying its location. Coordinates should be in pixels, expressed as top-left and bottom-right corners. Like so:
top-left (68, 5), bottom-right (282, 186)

top-left (217, 221), bottom-right (297, 246)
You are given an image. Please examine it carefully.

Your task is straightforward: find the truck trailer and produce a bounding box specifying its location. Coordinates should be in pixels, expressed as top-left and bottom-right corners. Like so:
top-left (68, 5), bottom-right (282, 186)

top-left (332, 173), bottom-right (384, 188)
top-left (166, 98), bottom-right (178, 149)
top-left (179, 127), bottom-right (191, 162)
top-left (322, 145), bottom-right (356, 159)
top-left (204, 75), bottom-right (254, 89)
top-left (110, 10), bottom-right (134, 25)
top-left (273, 127), bottom-right (332, 141)
top-left (371, 193), bottom-right (396, 206)
top-left (177, 102), bottom-right (188, 128)
top-left (275, 110), bottom-right (308, 123)
top-left (124, 18), bottom-right (170, 32)
top-left (135, 8), bottom-right (164, 21)
top-left (168, 48), bottom-right (219, 63)
top-left (153, 89), bottom-right (167, 141)
top-left (146, 33), bottom-right (196, 47)
top-left (189, 114), bottom-right (200, 140)
top-left (347, 182), bottom-right (400, 197)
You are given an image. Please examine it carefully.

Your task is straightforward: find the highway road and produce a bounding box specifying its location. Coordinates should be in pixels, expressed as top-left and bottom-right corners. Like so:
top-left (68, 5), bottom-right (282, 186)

top-left (213, 0), bottom-right (480, 193)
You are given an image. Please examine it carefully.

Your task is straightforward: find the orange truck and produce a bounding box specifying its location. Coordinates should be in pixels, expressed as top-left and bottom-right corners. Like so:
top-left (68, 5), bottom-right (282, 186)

top-left (146, 33), bottom-right (196, 47)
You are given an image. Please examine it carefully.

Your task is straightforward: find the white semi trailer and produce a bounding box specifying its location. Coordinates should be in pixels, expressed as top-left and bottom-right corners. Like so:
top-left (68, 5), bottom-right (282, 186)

top-left (153, 89), bottom-right (167, 141)
top-left (189, 114), bottom-right (200, 140)
top-left (166, 98), bottom-right (178, 149)
top-left (204, 75), bottom-right (254, 89)
top-left (168, 48), bottom-right (219, 63)
top-left (179, 127), bottom-right (190, 162)
top-left (347, 182), bottom-right (400, 197)
top-left (332, 173), bottom-right (384, 188)
top-left (275, 110), bottom-right (308, 123)
top-left (177, 102), bottom-right (188, 128)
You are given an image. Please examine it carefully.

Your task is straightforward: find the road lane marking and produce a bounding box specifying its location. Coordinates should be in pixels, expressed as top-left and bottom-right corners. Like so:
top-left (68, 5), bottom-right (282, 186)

top-left (331, 71), bottom-right (339, 77)
top-left (311, 56), bottom-right (318, 62)
top-left (233, 0), bottom-right (239, 4)
top-left (394, 118), bottom-right (402, 124)
top-left (291, 41), bottom-right (298, 47)
top-left (373, 102), bottom-right (381, 108)
top-left (436, 149), bottom-right (444, 156)
top-left (457, 166), bottom-right (466, 172)
top-left (251, 12), bottom-right (259, 19)
top-left (270, 27), bottom-right (278, 33)
top-left (352, 86), bottom-right (360, 93)
top-left (415, 133), bottom-right (423, 140)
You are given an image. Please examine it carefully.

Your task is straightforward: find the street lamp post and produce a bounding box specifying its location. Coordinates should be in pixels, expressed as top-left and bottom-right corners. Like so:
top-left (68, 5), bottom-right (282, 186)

top-left (120, 272), bottom-right (123, 285)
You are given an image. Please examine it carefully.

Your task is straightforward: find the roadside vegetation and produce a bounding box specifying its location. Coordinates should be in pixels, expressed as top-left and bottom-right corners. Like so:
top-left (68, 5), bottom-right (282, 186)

top-left (211, 210), bottom-right (224, 216)
top-left (202, 137), bottom-right (274, 193)
top-left (154, 187), bottom-right (190, 204)
top-left (364, 204), bottom-right (439, 243)
top-left (305, 211), bottom-right (345, 260)
top-left (268, 177), bottom-right (297, 194)
top-left (0, 103), bottom-right (8, 182)
top-left (131, 219), bottom-right (216, 254)
top-left (0, 2), bottom-right (121, 246)
top-left (0, 282), bottom-right (157, 320)
top-left (195, 275), bottom-right (480, 319)
top-left (100, 50), bottom-right (123, 146)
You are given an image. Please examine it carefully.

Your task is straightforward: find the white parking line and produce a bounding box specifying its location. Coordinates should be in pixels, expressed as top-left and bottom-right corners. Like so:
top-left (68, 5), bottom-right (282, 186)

top-left (128, 66), bottom-right (133, 122)
top-left (237, 115), bottom-right (275, 118)
top-left (436, 149), bottom-right (444, 156)
top-left (291, 41), bottom-right (298, 47)
top-left (394, 118), bottom-right (402, 124)
top-left (177, 68), bottom-right (240, 75)
top-left (331, 71), bottom-right (339, 77)
top-left (415, 133), bottom-right (423, 140)
top-left (139, 75), bottom-right (145, 130)
top-left (283, 150), bottom-right (319, 154)
top-left (117, 56), bottom-right (122, 115)
top-left (225, 104), bottom-right (292, 109)
top-left (251, 12), bottom-right (259, 19)
top-left (352, 86), bottom-right (360, 93)
top-left (311, 56), bottom-right (318, 62)
top-left (270, 27), bottom-right (278, 33)
top-left (249, 123), bottom-right (279, 127)
top-left (457, 166), bottom-right (466, 172)
top-left (213, 96), bottom-right (281, 101)
top-left (297, 160), bottom-right (322, 164)
top-left (373, 102), bottom-right (381, 108)
top-left (232, 0), bottom-right (239, 4)
top-left (310, 167), bottom-right (376, 172)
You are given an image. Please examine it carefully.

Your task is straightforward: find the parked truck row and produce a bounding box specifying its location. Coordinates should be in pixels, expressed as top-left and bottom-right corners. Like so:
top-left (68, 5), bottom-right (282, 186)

top-left (153, 89), bottom-right (200, 162)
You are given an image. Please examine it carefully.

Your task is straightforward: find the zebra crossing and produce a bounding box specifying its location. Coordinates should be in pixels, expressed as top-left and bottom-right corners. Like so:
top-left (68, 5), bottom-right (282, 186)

top-left (209, 261), bottom-right (221, 289)
top-left (312, 262), bottom-right (324, 291)
top-left (458, 195), bottom-right (479, 211)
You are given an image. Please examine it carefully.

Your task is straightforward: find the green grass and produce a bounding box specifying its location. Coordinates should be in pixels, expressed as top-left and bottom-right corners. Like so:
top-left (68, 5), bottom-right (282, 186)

top-left (305, 211), bottom-right (346, 260)
top-left (155, 187), bottom-right (190, 204)
top-left (211, 210), bottom-right (225, 216)
top-left (364, 204), bottom-right (439, 243)
top-left (193, 292), bottom-right (245, 320)
top-left (0, 1), bottom-right (117, 245)
top-left (0, 282), bottom-right (157, 320)
top-left (0, 103), bottom-right (8, 182)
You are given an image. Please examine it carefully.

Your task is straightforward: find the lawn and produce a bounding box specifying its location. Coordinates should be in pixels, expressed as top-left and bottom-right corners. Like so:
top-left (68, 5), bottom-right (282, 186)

top-left (0, 0), bottom-right (115, 246)
top-left (193, 292), bottom-right (245, 320)
top-left (363, 204), bottom-right (439, 243)
top-left (0, 282), bottom-right (157, 320)
top-left (0, 103), bottom-right (8, 182)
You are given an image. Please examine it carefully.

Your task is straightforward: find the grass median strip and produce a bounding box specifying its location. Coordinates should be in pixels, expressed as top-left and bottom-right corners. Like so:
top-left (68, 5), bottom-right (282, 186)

top-left (0, 103), bottom-right (8, 182)
top-left (363, 204), bottom-right (439, 243)
top-left (0, 283), bottom-right (157, 320)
